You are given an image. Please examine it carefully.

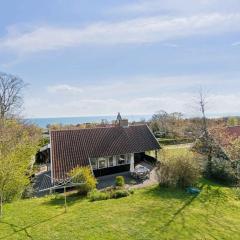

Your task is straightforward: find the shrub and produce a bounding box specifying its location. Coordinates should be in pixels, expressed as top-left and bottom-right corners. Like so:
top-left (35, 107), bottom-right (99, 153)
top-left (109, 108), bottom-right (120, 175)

top-left (158, 138), bottom-right (193, 145)
top-left (111, 190), bottom-right (130, 199)
top-left (88, 188), bottom-right (133, 202)
top-left (156, 150), bottom-right (201, 188)
top-left (115, 176), bottom-right (125, 187)
top-left (88, 189), bottom-right (110, 201)
top-left (211, 159), bottom-right (237, 185)
top-left (69, 167), bottom-right (97, 195)
top-left (22, 184), bottom-right (35, 199)
top-left (128, 189), bottom-right (135, 195)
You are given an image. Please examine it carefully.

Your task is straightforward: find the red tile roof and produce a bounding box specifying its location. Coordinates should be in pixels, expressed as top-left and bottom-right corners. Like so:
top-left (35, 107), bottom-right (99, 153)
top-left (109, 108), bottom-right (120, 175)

top-left (51, 125), bottom-right (160, 180)
top-left (226, 126), bottom-right (240, 138)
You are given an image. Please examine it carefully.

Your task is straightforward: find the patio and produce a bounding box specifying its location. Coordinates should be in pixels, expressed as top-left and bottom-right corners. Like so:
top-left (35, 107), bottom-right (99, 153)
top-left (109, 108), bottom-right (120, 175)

top-left (97, 161), bottom-right (158, 190)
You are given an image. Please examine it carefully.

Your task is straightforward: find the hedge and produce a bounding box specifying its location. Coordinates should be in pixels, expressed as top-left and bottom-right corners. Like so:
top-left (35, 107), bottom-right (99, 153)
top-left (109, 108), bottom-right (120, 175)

top-left (158, 138), bottom-right (194, 145)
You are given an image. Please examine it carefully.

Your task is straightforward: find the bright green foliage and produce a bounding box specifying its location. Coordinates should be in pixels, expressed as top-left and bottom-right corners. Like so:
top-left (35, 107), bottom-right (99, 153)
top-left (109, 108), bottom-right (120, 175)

top-left (88, 187), bottom-right (133, 202)
top-left (69, 166), bottom-right (97, 195)
top-left (38, 137), bottom-right (50, 147)
top-left (0, 180), bottom-right (240, 239)
top-left (88, 189), bottom-right (110, 201)
top-left (115, 176), bottom-right (125, 187)
top-left (0, 119), bottom-right (41, 216)
top-left (157, 149), bottom-right (201, 188)
top-left (227, 117), bottom-right (239, 126)
top-left (112, 189), bottom-right (130, 198)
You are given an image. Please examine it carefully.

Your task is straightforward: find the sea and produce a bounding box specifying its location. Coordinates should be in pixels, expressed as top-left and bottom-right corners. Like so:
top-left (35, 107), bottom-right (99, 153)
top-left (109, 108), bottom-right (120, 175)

top-left (26, 114), bottom-right (152, 128)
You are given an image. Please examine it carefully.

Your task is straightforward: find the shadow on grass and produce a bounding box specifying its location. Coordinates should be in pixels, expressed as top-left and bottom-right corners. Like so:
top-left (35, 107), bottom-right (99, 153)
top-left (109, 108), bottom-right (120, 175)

top-left (141, 181), bottom-right (207, 233)
top-left (160, 193), bottom-right (199, 231)
top-left (42, 192), bottom-right (85, 207)
top-left (0, 213), bottom-right (64, 240)
top-left (153, 179), bottom-right (230, 234)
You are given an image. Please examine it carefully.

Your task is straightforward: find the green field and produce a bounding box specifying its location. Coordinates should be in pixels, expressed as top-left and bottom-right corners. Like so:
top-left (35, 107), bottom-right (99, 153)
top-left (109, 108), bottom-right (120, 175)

top-left (0, 179), bottom-right (240, 240)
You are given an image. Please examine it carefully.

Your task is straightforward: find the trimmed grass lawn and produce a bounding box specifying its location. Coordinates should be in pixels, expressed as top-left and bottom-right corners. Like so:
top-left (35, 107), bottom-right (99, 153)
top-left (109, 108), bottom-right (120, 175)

top-left (147, 143), bottom-right (192, 161)
top-left (0, 180), bottom-right (240, 240)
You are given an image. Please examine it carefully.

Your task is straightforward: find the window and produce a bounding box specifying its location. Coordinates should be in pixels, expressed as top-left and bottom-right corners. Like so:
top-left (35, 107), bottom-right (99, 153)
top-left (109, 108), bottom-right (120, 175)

top-left (108, 157), bottom-right (114, 167)
top-left (90, 158), bottom-right (97, 170)
top-left (98, 158), bottom-right (107, 169)
top-left (126, 154), bottom-right (131, 164)
top-left (117, 154), bottom-right (126, 165)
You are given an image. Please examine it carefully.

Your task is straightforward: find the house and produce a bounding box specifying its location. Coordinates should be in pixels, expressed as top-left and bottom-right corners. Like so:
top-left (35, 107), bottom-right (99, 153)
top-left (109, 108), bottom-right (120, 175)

top-left (225, 125), bottom-right (240, 138)
top-left (37, 114), bottom-right (160, 187)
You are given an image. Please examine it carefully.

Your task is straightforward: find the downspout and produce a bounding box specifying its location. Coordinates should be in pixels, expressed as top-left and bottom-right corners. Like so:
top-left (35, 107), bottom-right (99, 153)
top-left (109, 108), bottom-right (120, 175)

top-left (49, 131), bottom-right (53, 184)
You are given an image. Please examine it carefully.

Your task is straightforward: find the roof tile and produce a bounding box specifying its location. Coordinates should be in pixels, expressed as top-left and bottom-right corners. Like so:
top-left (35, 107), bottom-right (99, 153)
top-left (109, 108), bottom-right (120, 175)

top-left (51, 125), bottom-right (160, 180)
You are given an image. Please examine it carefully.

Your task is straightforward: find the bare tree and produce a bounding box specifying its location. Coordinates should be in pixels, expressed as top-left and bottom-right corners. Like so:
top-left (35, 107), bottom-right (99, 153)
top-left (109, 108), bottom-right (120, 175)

top-left (150, 110), bottom-right (185, 138)
top-left (199, 89), bottom-right (208, 136)
top-left (195, 89), bottom-right (214, 177)
top-left (0, 72), bottom-right (25, 119)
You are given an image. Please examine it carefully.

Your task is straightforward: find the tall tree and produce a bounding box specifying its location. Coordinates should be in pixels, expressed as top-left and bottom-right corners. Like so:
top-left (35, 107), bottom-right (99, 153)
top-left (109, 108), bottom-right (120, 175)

top-left (0, 72), bottom-right (25, 119)
top-left (0, 120), bottom-right (40, 217)
top-left (0, 72), bottom-right (40, 217)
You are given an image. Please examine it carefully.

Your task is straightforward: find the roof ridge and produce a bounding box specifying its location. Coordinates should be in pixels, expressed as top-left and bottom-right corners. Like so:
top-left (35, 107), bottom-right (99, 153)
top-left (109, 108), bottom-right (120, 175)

top-left (50, 124), bottom-right (148, 133)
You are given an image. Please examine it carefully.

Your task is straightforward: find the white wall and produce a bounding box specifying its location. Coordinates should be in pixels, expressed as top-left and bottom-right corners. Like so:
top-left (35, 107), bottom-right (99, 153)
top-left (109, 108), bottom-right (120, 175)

top-left (130, 153), bottom-right (135, 172)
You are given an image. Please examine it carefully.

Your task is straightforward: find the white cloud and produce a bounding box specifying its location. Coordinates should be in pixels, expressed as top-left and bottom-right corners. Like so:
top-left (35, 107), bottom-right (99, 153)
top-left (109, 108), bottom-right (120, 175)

top-left (1, 13), bottom-right (240, 53)
top-left (115, 0), bottom-right (240, 14)
top-left (25, 91), bottom-right (240, 118)
top-left (24, 75), bottom-right (240, 118)
top-left (47, 84), bottom-right (83, 93)
top-left (46, 75), bottom-right (224, 99)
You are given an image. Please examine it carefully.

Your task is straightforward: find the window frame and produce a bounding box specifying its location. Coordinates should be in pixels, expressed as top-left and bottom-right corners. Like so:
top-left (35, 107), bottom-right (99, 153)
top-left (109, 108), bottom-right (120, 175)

top-left (98, 158), bottom-right (108, 169)
top-left (108, 156), bottom-right (114, 167)
top-left (117, 154), bottom-right (126, 165)
top-left (90, 158), bottom-right (98, 170)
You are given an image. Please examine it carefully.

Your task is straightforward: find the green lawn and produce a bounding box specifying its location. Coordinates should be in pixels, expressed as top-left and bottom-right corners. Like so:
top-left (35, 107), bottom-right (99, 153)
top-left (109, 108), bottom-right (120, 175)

top-left (0, 179), bottom-right (240, 240)
top-left (146, 143), bottom-right (192, 160)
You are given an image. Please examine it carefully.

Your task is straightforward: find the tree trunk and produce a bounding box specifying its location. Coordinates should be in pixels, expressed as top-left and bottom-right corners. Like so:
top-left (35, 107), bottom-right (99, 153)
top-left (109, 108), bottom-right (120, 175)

top-left (205, 143), bottom-right (213, 178)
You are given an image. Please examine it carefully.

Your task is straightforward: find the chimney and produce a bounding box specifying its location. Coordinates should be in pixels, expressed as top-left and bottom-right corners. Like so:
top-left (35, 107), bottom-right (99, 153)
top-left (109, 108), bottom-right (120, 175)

top-left (119, 119), bottom-right (129, 127)
top-left (115, 113), bottom-right (129, 127)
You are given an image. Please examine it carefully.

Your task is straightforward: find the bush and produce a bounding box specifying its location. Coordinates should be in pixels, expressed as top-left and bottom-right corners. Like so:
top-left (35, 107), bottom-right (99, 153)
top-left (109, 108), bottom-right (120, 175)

top-left (88, 189), bottom-right (110, 201)
top-left (156, 150), bottom-right (201, 188)
top-left (211, 159), bottom-right (237, 185)
top-left (22, 184), bottom-right (35, 199)
top-left (88, 188), bottom-right (133, 202)
top-left (112, 189), bottom-right (130, 199)
top-left (158, 138), bottom-right (193, 145)
top-left (115, 176), bottom-right (125, 187)
top-left (69, 167), bottom-right (97, 195)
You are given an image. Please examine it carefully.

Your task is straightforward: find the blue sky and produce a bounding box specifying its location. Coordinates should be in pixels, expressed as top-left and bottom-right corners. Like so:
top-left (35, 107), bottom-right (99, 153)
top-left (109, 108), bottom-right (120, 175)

top-left (1, 0), bottom-right (240, 118)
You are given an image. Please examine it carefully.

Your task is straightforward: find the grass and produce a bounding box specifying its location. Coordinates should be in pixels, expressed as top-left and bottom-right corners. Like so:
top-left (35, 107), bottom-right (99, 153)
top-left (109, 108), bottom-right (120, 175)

top-left (146, 144), bottom-right (191, 161)
top-left (0, 179), bottom-right (240, 240)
